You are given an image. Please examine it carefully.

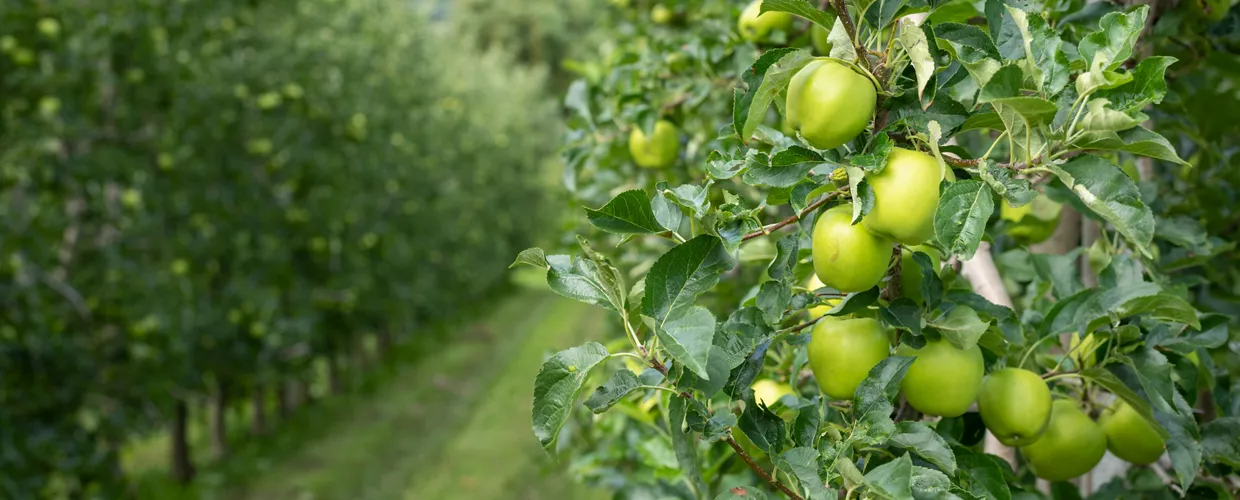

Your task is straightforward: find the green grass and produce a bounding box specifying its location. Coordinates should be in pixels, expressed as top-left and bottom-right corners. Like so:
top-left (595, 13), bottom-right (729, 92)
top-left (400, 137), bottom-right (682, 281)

top-left (129, 279), bottom-right (609, 500)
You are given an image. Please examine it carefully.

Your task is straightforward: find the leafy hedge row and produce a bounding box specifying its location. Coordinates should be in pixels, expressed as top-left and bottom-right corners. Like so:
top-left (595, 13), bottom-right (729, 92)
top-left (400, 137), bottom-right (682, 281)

top-left (0, 0), bottom-right (556, 495)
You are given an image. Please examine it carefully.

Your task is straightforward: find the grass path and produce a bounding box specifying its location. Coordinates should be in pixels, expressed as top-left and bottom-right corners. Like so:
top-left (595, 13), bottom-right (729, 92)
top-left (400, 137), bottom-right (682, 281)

top-left (135, 286), bottom-right (609, 499)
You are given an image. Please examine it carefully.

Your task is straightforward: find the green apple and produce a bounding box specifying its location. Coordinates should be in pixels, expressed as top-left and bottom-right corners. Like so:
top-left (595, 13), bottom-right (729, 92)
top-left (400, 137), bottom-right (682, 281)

top-left (899, 245), bottom-right (941, 304)
top-left (808, 317), bottom-right (891, 400)
top-left (897, 337), bottom-right (983, 417)
top-left (978, 368), bottom-right (1052, 446)
top-left (738, 0), bottom-right (794, 42)
top-left (629, 120), bottom-right (679, 168)
top-left (1020, 400), bottom-right (1107, 481)
top-left (752, 379), bottom-right (799, 420)
top-left (811, 204), bottom-right (892, 293)
top-left (651, 4), bottom-right (673, 24)
top-left (1099, 400), bottom-right (1166, 465)
top-left (786, 59), bottom-right (876, 150)
top-left (1000, 193), bottom-right (1062, 244)
top-left (863, 148), bottom-right (943, 245)
top-left (810, 22), bottom-right (834, 55)
top-left (1186, 0), bottom-right (1231, 23)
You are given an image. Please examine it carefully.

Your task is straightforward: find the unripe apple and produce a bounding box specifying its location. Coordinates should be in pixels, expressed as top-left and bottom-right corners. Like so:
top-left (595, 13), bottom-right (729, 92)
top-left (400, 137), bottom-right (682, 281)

top-left (899, 245), bottom-right (941, 304)
top-left (977, 368), bottom-right (1052, 446)
top-left (863, 148), bottom-right (943, 245)
top-left (1099, 400), bottom-right (1165, 465)
top-left (651, 4), bottom-right (674, 24)
top-left (810, 22), bottom-right (833, 55)
top-left (786, 59), bottom-right (876, 150)
top-left (629, 120), bottom-right (679, 168)
top-left (811, 204), bottom-right (892, 293)
top-left (1185, 0), bottom-right (1231, 23)
top-left (752, 379), bottom-right (798, 420)
top-left (808, 317), bottom-right (890, 400)
top-left (1020, 400), bottom-right (1107, 481)
top-left (896, 337), bottom-right (983, 417)
top-left (1000, 193), bottom-right (1062, 244)
top-left (738, 0), bottom-right (794, 42)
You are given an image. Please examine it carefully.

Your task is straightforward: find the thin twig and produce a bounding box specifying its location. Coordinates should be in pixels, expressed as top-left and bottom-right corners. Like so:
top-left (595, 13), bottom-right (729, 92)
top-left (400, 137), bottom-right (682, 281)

top-left (829, 0), bottom-right (871, 75)
top-left (742, 190), bottom-right (844, 242)
top-left (880, 245), bottom-right (902, 301)
top-left (726, 435), bottom-right (807, 500)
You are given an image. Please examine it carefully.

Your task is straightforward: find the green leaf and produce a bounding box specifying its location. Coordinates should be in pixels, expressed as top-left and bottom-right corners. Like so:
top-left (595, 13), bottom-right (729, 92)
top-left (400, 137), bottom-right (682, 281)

top-left (586, 189), bottom-right (665, 234)
top-left (929, 305), bottom-right (989, 351)
top-left (880, 299), bottom-right (922, 336)
top-left (762, 0), bottom-right (838, 29)
top-left (1077, 98), bottom-right (1139, 133)
top-left (1078, 5), bottom-right (1149, 72)
top-left (757, 280), bottom-right (792, 323)
top-left (643, 235), bottom-right (735, 328)
top-left (510, 247), bottom-right (548, 269)
top-left (653, 187), bottom-right (686, 236)
top-left (793, 401), bottom-right (823, 448)
top-left (864, 454), bottom-right (914, 500)
top-left (1112, 293), bottom-right (1200, 328)
top-left (564, 79), bottom-right (593, 125)
top-left (826, 286), bottom-right (882, 317)
top-left (893, 96), bottom-right (971, 141)
top-left (899, 18), bottom-right (936, 104)
top-left (889, 421), bottom-right (957, 474)
top-left (978, 162), bottom-right (1034, 207)
top-left (854, 356), bottom-right (916, 441)
top-left (744, 146), bottom-right (825, 187)
top-left (934, 23), bottom-right (1001, 87)
top-left (734, 48), bottom-right (815, 142)
top-left (955, 448), bottom-right (1011, 500)
top-left (1079, 367), bottom-right (1169, 440)
top-left (1050, 155), bottom-right (1154, 257)
top-left (1201, 417), bottom-right (1240, 468)
top-left (934, 180), bottom-right (994, 260)
top-left (828, 18), bottom-right (857, 61)
top-left (656, 306), bottom-right (717, 380)
top-left (547, 252), bottom-right (626, 313)
top-left (910, 251), bottom-right (944, 310)
top-left (1096, 56), bottom-right (1177, 112)
top-left (864, 0), bottom-right (911, 32)
top-left (910, 466), bottom-right (964, 500)
top-left (779, 447), bottom-right (834, 500)
top-left (584, 369), bottom-right (642, 413)
top-left (1071, 127), bottom-right (1189, 166)
top-left (1156, 392), bottom-right (1201, 492)
top-left (740, 391), bottom-right (787, 454)
top-left (1127, 347), bottom-right (1178, 413)
top-left (958, 112), bottom-right (1004, 132)
top-left (768, 234), bottom-right (801, 281)
top-left (977, 64), bottom-right (1024, 103)
top-left (999, 6), bottom-right (1069, 95)
top-left (852, 133), bottom-right (895, 173)
top-left (669, 396), bottom-right (708, 497)
top-left (532, 342), bottom-right (610, 448)
top-left (1156, 314), bottom-right (1229, 353)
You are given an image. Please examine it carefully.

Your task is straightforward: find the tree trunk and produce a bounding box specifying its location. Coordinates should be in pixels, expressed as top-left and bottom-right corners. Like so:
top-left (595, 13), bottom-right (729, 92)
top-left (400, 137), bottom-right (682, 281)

top-left (278, 380), bottom-right (294, 419)
top-left (211, 381), bottom-right (230, 459)
top-left (328, 352), bottom-right (343, 395)
top-left (251, 383), bottom-right (267, 436)
top-left (170, 400), bottom-right (195, 484)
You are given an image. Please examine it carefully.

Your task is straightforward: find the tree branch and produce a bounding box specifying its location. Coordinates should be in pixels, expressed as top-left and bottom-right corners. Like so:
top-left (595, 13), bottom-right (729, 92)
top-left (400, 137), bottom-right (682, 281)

top-left (743, 190), bottom-right (844, 241)
top-left (829, 0), bottom-right (871, 74)
top-left (726, 434), bottom-right (807, 500)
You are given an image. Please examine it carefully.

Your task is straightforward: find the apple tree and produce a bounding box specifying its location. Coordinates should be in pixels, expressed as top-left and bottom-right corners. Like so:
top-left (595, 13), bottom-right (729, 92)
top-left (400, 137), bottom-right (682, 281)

top-left (520, 0), bottom-right (1239, 498)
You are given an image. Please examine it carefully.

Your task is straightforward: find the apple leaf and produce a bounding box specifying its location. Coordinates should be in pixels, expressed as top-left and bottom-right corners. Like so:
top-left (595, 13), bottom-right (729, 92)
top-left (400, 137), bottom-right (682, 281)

top-left (655, 305), bottom-right (717, 380)
top-left (863, 453), bottom-right (914, 500)
top-left (1049, 155), bottom-right (1155, 258)
top-left (586, 189), bottom-right (666, 234)
top-left (584, 369), bottom-right (642, 413)
top-left (934, 180), bottom-right (994, 260)
top-left (761, 0), bottom-right (837, 29)
top-left (532, 342), bottom-right (611, 448)
top-left (733, 48), bottom-right (814, 143)
top-left (510, 247), bottom-right (548, 269)
top-left (668, 396), bottom-right (708, 497)
top-left (776, 447), bottom-right (834, 500)
top-left (642, 235), bottom-right (735, 328)
top-left (888, 421), bottom-right (957, 474)
top-left (929, 305), bottom-right (989, 351)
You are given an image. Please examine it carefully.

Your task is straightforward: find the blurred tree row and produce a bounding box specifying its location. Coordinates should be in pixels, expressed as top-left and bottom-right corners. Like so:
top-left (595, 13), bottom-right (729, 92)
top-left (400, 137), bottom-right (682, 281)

top-left (0, 0), bottom-right (557, 496)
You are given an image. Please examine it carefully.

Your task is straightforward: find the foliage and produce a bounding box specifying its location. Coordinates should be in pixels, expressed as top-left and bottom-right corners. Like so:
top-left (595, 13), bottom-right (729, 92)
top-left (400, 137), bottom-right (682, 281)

top-left (523, 0), bottom-right (1240, 498)
top-left (0, 0), bottom-right (556, 495)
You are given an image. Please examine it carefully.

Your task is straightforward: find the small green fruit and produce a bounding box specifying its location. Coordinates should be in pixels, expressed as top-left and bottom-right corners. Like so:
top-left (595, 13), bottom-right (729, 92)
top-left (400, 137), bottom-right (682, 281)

top-left (785, 59), bottom-right (876, 150)
top-left (651, 4), bottom-right (673, 24)
top-left (897, 337), bottom-right (983, 417)
top-left (1099, 400), bottom-right (1165, 465)
top-left (629, 120), bottom-right (679, 168)
top-left (811, 204), bottom-right (892, 293)
top-left (863, 148), bottom-right (943, 245)
top-left (738, 0), bottom-right (794, 42)
top-left (1000, 194), bottom-right (1062, 244)
top-left (810, 22), bottom-right (834, 55)
top-left (808, 317), bottom-right (890, 400)
top-left (978, 368), bottom-right (1052, 446)
top-left (1020, 400), bottom-right (1107, 481)
top-left (899, 245), bottom-right (941, 304)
